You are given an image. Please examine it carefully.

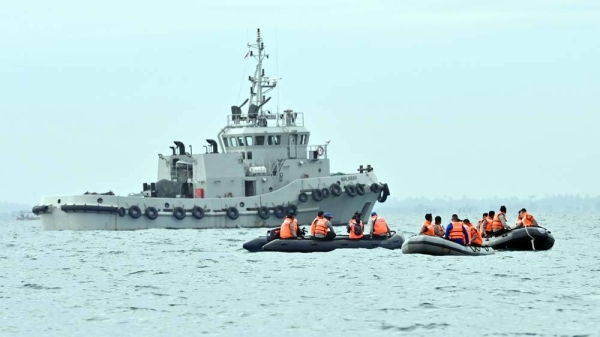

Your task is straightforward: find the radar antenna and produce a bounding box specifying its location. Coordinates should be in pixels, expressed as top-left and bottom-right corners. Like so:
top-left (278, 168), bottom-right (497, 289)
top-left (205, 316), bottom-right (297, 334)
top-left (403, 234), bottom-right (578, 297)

top-left (247, 28), bottom-right (276, 118)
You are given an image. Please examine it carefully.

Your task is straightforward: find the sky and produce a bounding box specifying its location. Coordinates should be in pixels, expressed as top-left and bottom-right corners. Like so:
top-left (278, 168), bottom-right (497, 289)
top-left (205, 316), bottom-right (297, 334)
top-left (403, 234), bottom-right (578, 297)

top-left (1, 0), bottom-right (599, 205)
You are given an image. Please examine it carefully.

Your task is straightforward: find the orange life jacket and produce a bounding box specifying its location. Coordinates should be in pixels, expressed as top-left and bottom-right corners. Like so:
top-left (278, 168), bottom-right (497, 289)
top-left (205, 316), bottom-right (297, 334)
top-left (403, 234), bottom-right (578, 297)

top-left (448, 221), bottom-right (466, 242)
top-left (522, 212), bottom-right (535, 227)
top-left (492, 212), bottom-right (506, 231)
top-left (279, 218), bottom-right (298, 239)
top-left (314, 218), bottom-right (328, 236)
top-left (465, 223), bottom-right (482, 245)
top-left (421, 220), bottom-right (435, 236)
top-left (485, 216), bottom-right (493, 232)
top-left (348, 220), bottom-right (364, 239)
top-left (310, 216), bottom-right (323, 236)
top-left (372, 217), bottom-right (388, 235)
top-left (478, 219), bottom-right (486, 235)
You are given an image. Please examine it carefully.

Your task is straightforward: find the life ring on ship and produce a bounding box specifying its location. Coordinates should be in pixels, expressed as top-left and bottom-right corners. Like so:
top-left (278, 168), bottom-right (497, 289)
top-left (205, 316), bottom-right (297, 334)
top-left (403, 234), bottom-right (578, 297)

top-left (298, 192), bottom-right (308, 203)
top-left (317, 146), bottom-right (324, 156)
top-left (117, 207), bottom-right (126, 217)
top-left (257, 206), bottom-right (270, 220)
top-left (370, 183), bottom-right (381, 194)
top-left (330, 183), bottom-right (342, 197)
top-left (145, 207), bottom-right (158, 220)
top-left (273, 205), bottom-right (286, 219)
top-left (191, 206), bottom-right (204, 220)
top-left (173, 207), bottom-right (186, 220)
top-left (321, 188), bottom-right (330, 198)
top-left (345, 185), bottom-right (357, 197)
top-left (356, 184), bottom-right (366, 196)
top-left (128, 205), bottom-right (141, 219)
top-left (226, 207), bottom-right (239, 220)
top-left (312, 189), bottom-right (323, 202)
top-left (287, 204), bottom-right (298, 216)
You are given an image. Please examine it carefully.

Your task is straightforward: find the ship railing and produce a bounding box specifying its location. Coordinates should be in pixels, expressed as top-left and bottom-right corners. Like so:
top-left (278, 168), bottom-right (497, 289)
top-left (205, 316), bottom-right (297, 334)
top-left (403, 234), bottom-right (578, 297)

top-left (226, 111), bottom-right (305, 128)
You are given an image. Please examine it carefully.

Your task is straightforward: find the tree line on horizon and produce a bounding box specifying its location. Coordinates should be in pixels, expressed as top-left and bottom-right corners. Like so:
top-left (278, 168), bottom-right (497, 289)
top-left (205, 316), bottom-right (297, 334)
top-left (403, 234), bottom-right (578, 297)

top-left (374, 194), bottom-right (600, 214)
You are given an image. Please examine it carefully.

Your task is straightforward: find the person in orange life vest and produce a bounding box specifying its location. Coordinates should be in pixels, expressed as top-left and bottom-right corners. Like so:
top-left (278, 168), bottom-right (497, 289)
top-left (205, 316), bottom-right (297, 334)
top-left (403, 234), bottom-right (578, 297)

top-left (492, 205), bottom-right (511, 236)
top-left (314, 212), bottom-right (336, 240)
top-left (370, 211), bottom-right (391, 238)
top-left (419, 213), bottom-right (435, 236)
top-left (515, 210), bottom-right (523, 227)
top-left (347, 212), bottom-right (365, 239)
top-left (310, 211), bottom-right (324, 236)
top-left (484, 210), bottom-right (495, 237)
top-left (444, 214), bottom-right (469, 245)
top-left (433, 216), bottom-right (444, 237)
top-left (463, 219), bottom-right (482, 246)
top-left (279, 212), bottom-right (301, 239)
top-left (478, 213), bottom-right (488, 237)
top-left (515, 208), bottom-right (539, 228)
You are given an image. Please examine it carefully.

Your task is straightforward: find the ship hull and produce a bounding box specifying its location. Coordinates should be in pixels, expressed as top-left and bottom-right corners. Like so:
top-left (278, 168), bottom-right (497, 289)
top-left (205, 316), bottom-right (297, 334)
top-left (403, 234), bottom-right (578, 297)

top-left (35, 174), bottom-right (387, 231)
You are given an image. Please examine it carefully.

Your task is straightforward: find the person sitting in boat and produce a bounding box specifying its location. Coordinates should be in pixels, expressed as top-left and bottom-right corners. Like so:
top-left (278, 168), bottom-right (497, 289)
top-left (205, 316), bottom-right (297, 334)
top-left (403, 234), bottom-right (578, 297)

top-left (347, 212), bottom-right (364, 240)
top-left (515, 208), bottom-right (539, 228)
top-left (419, 213), bottom-right (437, 236)
top-left (433, 216), bottom-right (444, 237)
top-left (310, 211), bottom-right (324, 236)
top-left (484, 211), bottom-right (495, 237)
top-left (492, 205), bottom-right (512, 236)
top-left (444, 214), bottom-right (469, 245)
top-left (478, 213), bottom-right (488, 236)
top-left (314, 212), bottom-right (336, 240)
top-left (463, 219), bottom-right (482, 246)
top-left (370, 212), bottom-right (391, 239)
top-left (279, 212), bottom-right (302, 239)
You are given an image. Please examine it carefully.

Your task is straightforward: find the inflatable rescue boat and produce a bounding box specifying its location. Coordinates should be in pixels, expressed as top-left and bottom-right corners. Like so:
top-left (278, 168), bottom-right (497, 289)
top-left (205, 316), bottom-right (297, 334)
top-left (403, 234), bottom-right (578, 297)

top-left (401, 235), bottom-right (495, 256)
top-left (484, 227), bottom-right (554, 251)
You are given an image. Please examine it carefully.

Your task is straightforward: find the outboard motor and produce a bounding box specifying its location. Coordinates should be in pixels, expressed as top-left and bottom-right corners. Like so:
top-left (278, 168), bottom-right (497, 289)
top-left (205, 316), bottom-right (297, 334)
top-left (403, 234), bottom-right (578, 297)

top-left (266, 227), bottom-right (281, 242)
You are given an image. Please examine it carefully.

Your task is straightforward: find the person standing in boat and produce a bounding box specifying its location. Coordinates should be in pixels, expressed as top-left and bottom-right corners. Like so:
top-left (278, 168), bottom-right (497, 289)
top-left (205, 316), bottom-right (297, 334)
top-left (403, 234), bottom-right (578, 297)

top-left (279, 212), bottom-right (302, 239)
top-left (515, 208), bottom-right (539, 228)
top-left (310, 211), bottom-right (324, 236)
top-left (463, 219), bottom-right (482, 246)
top-left (370, 212), bottom-right (391, 239)
top-left (347, 212), bottom-right (364, 239)
top-left (492, 205), bottom-right (512, 236)
top-left (444, 214), bottom-right (469, 245)
top-left (314, 212), bottom-right (336, 240)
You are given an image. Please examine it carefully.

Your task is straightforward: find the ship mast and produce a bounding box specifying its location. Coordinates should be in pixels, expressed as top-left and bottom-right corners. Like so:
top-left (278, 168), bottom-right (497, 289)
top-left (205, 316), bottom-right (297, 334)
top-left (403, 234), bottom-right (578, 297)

top-left (247, 28), bottom-right (276, 117)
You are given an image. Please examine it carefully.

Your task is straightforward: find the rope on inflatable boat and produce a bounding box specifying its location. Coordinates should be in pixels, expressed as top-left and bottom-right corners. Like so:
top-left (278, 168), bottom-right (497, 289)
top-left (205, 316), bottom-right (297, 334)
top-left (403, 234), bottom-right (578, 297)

top-left (523, 225), bottom-right (536, 251)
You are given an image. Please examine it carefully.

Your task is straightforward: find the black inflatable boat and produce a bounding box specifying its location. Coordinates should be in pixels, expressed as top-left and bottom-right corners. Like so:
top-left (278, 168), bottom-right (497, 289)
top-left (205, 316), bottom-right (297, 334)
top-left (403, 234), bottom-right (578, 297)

top-left (484, 227), bottom-right (554, 251)
top-left (261, 232), bottom-right (405, 253)
top-left (401, 235), bottom-right (495, 256)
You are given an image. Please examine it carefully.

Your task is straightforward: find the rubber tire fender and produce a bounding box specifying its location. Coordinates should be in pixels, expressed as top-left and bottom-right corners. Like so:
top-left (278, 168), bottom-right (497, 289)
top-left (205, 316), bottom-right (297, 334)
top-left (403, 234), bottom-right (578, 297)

top-left (145, 207), bottom-right (158, 220)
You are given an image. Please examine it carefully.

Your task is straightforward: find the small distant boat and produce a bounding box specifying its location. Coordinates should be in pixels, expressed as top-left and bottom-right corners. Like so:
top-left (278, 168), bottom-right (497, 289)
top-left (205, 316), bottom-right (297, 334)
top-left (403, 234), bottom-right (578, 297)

top-left (16, 211), bottom-right (40, 221)
top-left (483, 227), bottom-right (554, 251)
top-left (243, 229), bottom-right (405, 252)
top-left (401, 235), bottom-right (495, 256)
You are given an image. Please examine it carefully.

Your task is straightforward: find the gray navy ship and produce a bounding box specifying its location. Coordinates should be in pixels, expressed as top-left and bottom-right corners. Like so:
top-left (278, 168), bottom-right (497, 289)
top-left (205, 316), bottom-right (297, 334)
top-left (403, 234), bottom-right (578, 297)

top-left (33, 28), bottom-right (390, 231)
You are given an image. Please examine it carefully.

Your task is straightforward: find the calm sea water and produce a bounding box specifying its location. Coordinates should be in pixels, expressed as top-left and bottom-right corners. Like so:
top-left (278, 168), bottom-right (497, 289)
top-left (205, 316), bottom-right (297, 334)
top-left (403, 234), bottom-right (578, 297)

top-left (1, 213), bottom-right (599, 337)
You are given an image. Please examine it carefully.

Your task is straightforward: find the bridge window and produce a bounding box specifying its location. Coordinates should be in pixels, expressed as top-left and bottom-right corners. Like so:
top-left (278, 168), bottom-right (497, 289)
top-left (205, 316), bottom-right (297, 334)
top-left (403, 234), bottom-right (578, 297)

top-left (245, 136), bottom-right (254, 146)
top-left (223, 137), bottom-right (229, 148)
top-left (238, 137), bottom-right (245, 146)
top-left (300, 135), bottom-right (307, 145)
top-left (255, 135), bottom-right (265, 145)
top-left (230, 137), bottom-right (238, 147)
top-left (268, 135), bottom-right (281, 145)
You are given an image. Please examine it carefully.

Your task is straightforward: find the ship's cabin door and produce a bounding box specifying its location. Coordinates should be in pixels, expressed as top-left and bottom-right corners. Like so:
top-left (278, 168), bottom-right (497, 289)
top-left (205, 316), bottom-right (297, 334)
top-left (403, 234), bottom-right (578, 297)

top-left (288, 134), bottom-right (298, 159)
top-left (244, 180), bottom-right (256, 197)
